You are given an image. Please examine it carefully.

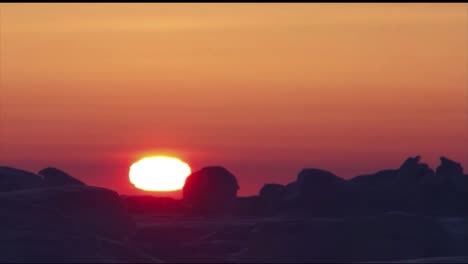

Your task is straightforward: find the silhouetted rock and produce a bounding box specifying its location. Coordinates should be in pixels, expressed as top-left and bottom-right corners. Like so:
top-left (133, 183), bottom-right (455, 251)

top-left (259, 183), bottom-right (286, 200)
top-left (355, 156), bottom-right (437, 213)
top-left (350, 156), bottom-right (434, 193)
top-left (293, 168), bottom-right (359, 216)
top-left (393, 156), bottom-right (468, 216)
top-left (257, 184), bottom-right (288, 215)
top-left (122, 195), bottom-right (184, 215)
top-left (297, 168), bottom-right (345, 187)
top-left (234, 196), bottom-right (263, 216)
top-left (394, 155), bottom-right (435, 186)
top-left (436, 156), bottom-right (464, 181)
top-left (386, 156), bottom-right (434, 213)
top-left (398, 155), bottom-right (421, 172)
top-left (0, 185), bottom-right (134, 239)
top-left (426, 157), bottom-right (468, 216)
top-left (0, 179), bottom-right (155, 263)
top-left (350, 169), bottom-right (398, 188)
top-left (38, 167), bottom-right (85, 187)
top-left (283, 181), bottom-right (299, 201)
top-left (0, 166), bottom-right (45, 191)
top-left (348, 156), bottom-right (468, 216)
top-left (0, 166), bottom-right (86, 192)
top-left (352, 169), bottom-right (401, 210)
top-left (296, 168), bottom-right (347, 200)
top-left (3, 157), bottom-right (468, 262)
top-left (183, 166), bottom-right (239, 214)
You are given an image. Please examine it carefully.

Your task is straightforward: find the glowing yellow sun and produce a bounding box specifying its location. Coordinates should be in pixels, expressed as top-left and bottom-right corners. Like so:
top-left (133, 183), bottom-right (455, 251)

top-left (129, 156), bottom-right (192, 191)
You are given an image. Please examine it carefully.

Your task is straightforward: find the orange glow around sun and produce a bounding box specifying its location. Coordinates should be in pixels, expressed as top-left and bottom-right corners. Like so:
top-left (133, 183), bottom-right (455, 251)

top-left (129, 156), bottom-right (192, 191)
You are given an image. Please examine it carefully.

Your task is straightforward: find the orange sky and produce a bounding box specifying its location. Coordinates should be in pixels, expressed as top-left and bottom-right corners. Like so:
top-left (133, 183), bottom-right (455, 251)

top-left (1, 3), bottom-right (467, 196)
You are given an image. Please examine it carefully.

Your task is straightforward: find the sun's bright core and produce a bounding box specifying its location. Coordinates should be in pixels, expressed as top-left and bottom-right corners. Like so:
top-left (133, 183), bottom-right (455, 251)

top-left (129, 156), bottom-right (192, 191)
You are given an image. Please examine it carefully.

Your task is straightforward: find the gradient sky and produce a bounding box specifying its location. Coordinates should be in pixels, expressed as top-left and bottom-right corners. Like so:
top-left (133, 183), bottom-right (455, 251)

top-left (1, 3), bottom-right (467, 196)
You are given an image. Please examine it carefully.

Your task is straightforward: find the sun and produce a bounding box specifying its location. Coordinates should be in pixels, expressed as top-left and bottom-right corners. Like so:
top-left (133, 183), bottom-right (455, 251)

top-left (129, 156), bottom-right (192, 192)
